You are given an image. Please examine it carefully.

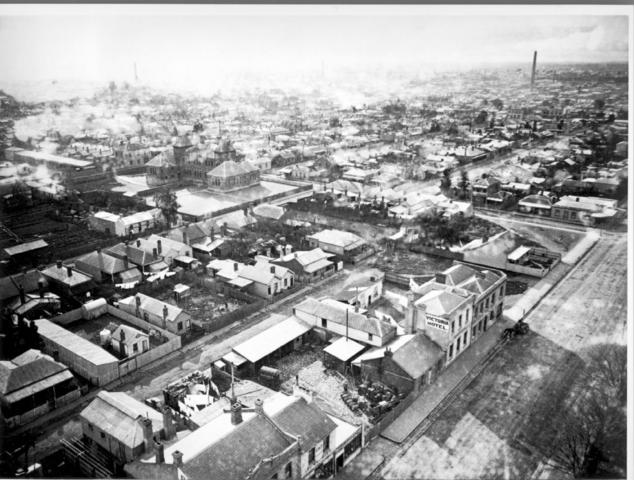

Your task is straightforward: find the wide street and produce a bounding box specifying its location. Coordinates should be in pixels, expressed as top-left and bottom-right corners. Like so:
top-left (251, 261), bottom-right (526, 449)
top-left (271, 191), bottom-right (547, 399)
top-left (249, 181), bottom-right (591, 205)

top-left (379, 231), bottom-right (628, 480)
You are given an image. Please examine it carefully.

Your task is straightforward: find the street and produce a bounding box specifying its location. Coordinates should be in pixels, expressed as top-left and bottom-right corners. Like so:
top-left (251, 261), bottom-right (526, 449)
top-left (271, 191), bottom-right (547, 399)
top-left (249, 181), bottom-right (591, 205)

top-left (379, 232), bottom-right (627, 480)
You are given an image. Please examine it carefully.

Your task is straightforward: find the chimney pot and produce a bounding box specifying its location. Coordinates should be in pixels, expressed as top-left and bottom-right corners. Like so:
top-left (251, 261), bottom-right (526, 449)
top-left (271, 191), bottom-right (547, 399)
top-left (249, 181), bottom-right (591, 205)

top-left (136, 239), bottom-right (141, 247)
top-left (66, 266), bottom-right (73, 277)
top-left (172, 450), bottom-right (184, 468)
top-left (230, 401), bottom-right (243, 425)
top-left (254, 398), bottom-right (264, 415)
top-left (56, 260), bottom-right (63, 269)
top-left (154, 440), bottom-right (165, 464)
top-left (162, 406), bottom-right (176, 440)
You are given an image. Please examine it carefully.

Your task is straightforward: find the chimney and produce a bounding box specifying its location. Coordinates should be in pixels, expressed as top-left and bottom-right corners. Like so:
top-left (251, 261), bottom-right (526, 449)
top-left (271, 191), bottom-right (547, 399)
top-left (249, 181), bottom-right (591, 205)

top-left (406, 291), bottom-right (416, 334)
top-left (172, 450), bottom-right (184, 468)
top-left (254, 398), bottom-right (264, 415)
top-left (157, 239), bottom-right (162, 255)
top-left (97, 248), bottom-right (104, 274)
top-left (153, 247), bottom-right (158, 259)
top-left (154, 440), bottom-right (165, 464)
top-left (385, 347), bottom-right (393, 358)
top-left (530, 51), bottom-right (537, 89)
top-left (52, 350), bottom-right (59, 362)
top-left (162, 305), bottom-right (168, 329)
top-left (138, 417), bottom-right (153, 454)
top-left (66, 266), bottom-right (73, 278)
top-left (123, 254), bottom-right (129, 270)
top-left (354, 303), bottom-right (359, 313)
top-left (233, 262), bottom-right (238, 271)
top-left (135, 295), bottom-right (141, 316)
top-left (162, 406), bottom-right (176, 440)
top-left (136, 239), bottom-right (141, 248)
top-left (182, 229), bottom-right (189, 246)
top-left (231, 400), bottom-right (243, 425)
top-left (120, 328), bottom-right (126, 341)
top-left (56, 260), bottom-right (63, 269)
top-left (18, 284), bottom-right (26, 305)
top-left (435, 272), bottom-right (447, 284)
top-left (270, 266), bottom-right (275, 274)
top-left (38, 279), bottom-right (45, 298)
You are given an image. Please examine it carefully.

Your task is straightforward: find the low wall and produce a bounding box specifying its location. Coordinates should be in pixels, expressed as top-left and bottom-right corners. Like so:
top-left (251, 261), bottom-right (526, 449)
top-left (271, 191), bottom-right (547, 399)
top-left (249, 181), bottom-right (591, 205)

top-left (51, 308), bottom-right (83, 326)
top-left (367, 390), bottom-right (418, 439)
top-left (409, 245), bottom-right (465, 260)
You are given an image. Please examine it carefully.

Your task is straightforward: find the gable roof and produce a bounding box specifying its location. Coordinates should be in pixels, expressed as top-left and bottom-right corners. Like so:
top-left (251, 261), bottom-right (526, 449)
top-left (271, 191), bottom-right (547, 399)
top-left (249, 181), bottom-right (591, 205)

top-left (41, 264), bottom-right (93, 287)
top-left (295, 297), bottom-right (395, 338)
top-left (0, 351), bottom-right (70, 396)
top-left (307, 229), bottom-right (365, 250)
top-left (119, 293), bottom-right (187, 323)
top-left (0, 270), bottom-right (48, 301)
top-left (80, 391), bottom-right (164, 449)
top-left (106, 243), bottom-right (162, 267)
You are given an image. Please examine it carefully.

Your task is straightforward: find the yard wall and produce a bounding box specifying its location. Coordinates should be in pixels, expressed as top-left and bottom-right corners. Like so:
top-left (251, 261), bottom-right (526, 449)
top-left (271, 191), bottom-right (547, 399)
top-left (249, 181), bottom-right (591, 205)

top-left (366, 389), bottom-right (419, 440)
top-left (51, 307), bottom-right (84, 326)
top-left (409, 245), bottom-right (465, 260)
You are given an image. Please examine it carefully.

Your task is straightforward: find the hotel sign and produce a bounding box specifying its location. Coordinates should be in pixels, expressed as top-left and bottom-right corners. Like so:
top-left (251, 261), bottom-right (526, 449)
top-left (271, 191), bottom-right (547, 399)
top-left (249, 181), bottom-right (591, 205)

top-left (426, 317), bottom-right (448, 331)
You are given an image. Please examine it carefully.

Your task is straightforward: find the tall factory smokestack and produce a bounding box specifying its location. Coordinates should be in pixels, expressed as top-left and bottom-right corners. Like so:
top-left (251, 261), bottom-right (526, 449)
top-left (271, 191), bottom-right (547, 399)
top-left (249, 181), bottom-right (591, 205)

top-left (530, 51), bottom-right (537, 89)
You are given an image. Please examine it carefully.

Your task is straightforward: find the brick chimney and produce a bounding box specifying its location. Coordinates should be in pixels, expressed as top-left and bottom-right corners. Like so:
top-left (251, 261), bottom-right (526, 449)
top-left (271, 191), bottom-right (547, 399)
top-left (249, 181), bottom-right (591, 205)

top-left (172, 450), bottom-right (183, 468)
top-left (97, 248), bottom-right (104, 274)
top-left (157, 239), bottom-right (162, 255)
top-left (230, 400), bottom-right (243, 425)
top-left (254, 398), bottom-right (264, 415)
top-left (406, 291), bottom-right (416, 334)
top-left (52, 350), bottom-right (59, 362)
top-left (66, 266), bottom-right (73, 278)
top-left (135, 295), bottom-right (141, 317)
top-left (153, 248), bottom-right (158, 259)
top-left (270, 266), bottom-right (275, 274)
top-left (162, 406), bottom-right (176, 440)
top-left (18, 284), bottom-right (26, 305)
top-left (138, 416), bottom-right (153, 454)
top-left (162, 305), bottom-right (168, 329)
top-left (154, 439), bottom-right (164, 464)
top-left (233, 262), bottom-right (238, 271)
top-left (136, 239), bottom-right (141, 248)
top-left (56, 259), bottom-right (63, 269)
top-left (182, 229), bottom-right (189, 246)
top-left (38, 279), bottom-right (45, 298)
top-left (123, 254), bottom-right (129, 270)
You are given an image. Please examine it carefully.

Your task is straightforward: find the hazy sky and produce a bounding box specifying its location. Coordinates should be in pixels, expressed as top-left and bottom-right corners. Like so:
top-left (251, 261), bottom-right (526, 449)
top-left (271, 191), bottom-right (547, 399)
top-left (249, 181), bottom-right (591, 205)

top-left (0, 6), bottom-right (629, 90)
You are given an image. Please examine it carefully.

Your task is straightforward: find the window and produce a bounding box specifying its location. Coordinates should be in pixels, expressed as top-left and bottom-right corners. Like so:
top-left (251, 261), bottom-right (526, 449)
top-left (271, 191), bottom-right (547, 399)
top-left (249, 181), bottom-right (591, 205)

top-left (88, 424), bottom-right (94, 431)
top-left (472, 326), bottom-right (476, 337)
top-left (133, 343), bottom-right (138, 353)
top-left (100, 432), bottom-right (106, 439)
top-left (177, 321), bottom-right (183, 331)
top-left (268, 286), bottom-right (271, 295)
top-left (309, 448), bottom-right (315, 464)
top-left (451, 321), bottom-right (455, 334)
top-left (285, 462), bottom-right (292, 479)
top-left (456, 338), bottom-right (461, 352)
top-left (368, 333), bottom-right (373, 341)
top-left (324, 435), bottom-right (330, 451)
top-left (463, 331), bottom-right (468, 344)
top-left (321, 318), bottom-right (327, 328)
top-left (459, 314), bottom-right (462, 328)
top-left (492, 292), bottom-right (496, 303)
top-left (449, 345), bottom-right (454, 359)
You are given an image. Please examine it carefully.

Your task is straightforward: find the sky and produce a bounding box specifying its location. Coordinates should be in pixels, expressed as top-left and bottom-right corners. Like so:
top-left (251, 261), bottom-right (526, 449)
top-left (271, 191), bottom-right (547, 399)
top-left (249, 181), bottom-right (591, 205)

top-left (0, 6), bottom-right (630, 93)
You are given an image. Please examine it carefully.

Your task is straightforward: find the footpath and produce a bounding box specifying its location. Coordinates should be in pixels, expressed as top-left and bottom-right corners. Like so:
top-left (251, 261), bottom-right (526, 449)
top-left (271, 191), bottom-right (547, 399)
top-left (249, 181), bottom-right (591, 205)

top-left (338, 234), bottom-right (603, 480)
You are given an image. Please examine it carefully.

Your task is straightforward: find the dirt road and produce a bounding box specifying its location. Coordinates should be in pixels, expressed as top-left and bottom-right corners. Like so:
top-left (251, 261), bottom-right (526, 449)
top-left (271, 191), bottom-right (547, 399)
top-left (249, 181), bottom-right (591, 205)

top-left (380, 232), bottom-right (628, 480)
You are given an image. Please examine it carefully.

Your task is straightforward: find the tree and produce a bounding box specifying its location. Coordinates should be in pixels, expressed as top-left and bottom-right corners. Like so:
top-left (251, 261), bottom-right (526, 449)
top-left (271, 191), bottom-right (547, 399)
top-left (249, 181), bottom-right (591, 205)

top-left (550, 344), bottom-right (627, 478)
top-left (491, 98), bottom-right (504, 110)
top-left (475, 110), bottom-right (488, 124)
top-left (439, 168), bottom-right (453, 195)
top-left (457, 170), bottom-right (470, 200)
top-left (154, 189), bottom-right (180, 227)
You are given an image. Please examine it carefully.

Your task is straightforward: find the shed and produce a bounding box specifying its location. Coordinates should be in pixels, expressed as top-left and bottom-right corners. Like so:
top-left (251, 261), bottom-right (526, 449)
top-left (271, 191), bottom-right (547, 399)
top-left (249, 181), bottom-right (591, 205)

top-left (323, 337), bottom-right (365, 373)
top-left (231, 316), bottom-right (311, 372)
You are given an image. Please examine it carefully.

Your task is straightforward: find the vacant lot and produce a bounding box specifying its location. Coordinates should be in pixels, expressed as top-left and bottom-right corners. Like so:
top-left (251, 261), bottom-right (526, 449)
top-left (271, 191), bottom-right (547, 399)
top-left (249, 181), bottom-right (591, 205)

top-left (382, 233), bottom-right (627, 480)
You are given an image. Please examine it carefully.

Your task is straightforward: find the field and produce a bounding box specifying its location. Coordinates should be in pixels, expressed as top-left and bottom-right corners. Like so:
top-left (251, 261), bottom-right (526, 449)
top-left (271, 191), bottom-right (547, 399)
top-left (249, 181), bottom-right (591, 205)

top-left (381, 232), bottom-right (628, 480)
